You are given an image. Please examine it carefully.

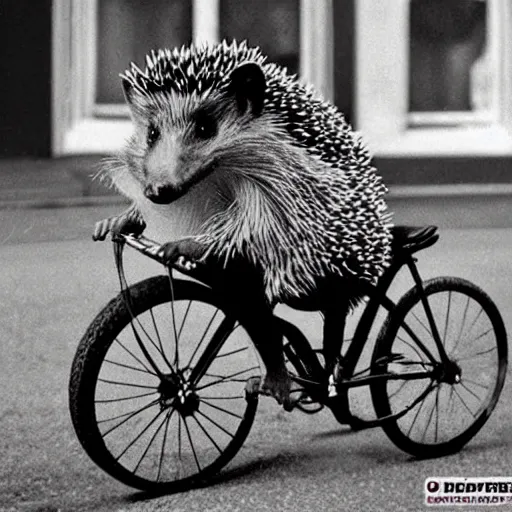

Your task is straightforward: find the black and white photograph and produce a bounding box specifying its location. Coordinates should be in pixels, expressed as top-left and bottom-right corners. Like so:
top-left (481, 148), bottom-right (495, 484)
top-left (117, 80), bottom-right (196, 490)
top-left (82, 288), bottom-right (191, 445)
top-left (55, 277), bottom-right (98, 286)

top-left (1, 0), bottom-right (512, 510)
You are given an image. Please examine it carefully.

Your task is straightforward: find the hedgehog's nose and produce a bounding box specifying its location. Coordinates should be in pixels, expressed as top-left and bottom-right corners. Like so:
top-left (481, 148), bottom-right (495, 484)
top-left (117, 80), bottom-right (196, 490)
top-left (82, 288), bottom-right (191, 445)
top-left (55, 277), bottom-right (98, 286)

top-left (144, 184), bottom-right (178, 204)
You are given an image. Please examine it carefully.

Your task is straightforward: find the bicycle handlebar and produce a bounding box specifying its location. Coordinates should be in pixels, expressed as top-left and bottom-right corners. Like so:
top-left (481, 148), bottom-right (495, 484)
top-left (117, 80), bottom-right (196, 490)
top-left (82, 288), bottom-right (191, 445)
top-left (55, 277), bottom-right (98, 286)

top-left (114, 233), bottom-right (199, 274)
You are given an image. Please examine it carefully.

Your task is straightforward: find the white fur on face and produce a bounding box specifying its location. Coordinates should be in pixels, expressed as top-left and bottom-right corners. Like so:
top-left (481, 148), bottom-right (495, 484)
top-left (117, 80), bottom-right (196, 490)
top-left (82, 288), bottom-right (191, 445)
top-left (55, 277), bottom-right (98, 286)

top-left (137, 172), bottom-right (229, 242)
top-left (110, 91), bottom-right (289, 245)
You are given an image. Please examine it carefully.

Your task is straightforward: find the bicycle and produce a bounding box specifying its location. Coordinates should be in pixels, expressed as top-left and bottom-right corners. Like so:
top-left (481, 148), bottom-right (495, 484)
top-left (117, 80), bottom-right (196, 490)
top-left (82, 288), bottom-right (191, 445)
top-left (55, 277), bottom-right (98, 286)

top-left (69, 225), bottom-right (508, 493)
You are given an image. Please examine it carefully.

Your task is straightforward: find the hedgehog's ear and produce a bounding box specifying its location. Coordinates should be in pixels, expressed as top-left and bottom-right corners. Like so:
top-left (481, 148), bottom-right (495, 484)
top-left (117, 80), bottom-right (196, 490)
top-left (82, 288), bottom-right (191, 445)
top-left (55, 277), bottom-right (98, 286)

top-left (121, 76), bottom-right (146, 120)
top-left (227, 62), bottom-right (266, 117)
top-left (122, 77), bottom-right (135, 105)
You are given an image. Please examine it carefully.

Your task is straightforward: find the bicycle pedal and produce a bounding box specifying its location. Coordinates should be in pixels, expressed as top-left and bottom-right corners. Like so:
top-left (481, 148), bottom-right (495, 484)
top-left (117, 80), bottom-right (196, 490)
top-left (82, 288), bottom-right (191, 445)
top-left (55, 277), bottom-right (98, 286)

top-left (327, 359), bottom-right (345, 397)
top-left (328, 374), bottom-right (338, 397)
top-left (245, 376), bottom-right (262, 397)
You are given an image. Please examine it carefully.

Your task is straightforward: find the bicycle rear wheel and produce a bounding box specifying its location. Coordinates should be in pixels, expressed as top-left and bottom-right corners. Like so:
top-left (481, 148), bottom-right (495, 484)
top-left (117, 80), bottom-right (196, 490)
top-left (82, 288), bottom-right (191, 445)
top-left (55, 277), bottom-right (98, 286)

top-left (371, 277), bottom-right (507, 458)
top-left (69, 276), bottom-right (261, 492)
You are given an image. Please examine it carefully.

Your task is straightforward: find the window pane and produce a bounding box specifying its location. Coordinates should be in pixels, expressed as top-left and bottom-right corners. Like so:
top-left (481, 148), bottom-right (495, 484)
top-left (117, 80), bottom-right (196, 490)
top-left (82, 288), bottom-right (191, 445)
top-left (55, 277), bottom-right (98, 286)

top-left (219, 0), bottom-right (300, 76)
top-left (409, 0), bottom-right (488, 112)
top-left (96, 0), bottom-right (192, 104)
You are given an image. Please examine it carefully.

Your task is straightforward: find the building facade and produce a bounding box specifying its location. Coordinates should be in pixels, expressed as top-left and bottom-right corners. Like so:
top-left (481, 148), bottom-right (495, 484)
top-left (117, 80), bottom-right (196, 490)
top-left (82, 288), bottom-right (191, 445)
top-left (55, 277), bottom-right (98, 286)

top-left (2, 0), bottom-right (511, 186)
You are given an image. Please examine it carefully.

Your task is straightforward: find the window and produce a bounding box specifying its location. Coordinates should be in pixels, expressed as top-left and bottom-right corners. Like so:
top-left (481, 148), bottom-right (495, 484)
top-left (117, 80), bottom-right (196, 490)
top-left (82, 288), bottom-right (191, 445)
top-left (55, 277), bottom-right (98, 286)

top-left (96, 0), bottom-right (192, 111)
top-left (355, 0), bottom-right (512, 156)
top-left (408, 0), bottom-right (497, 126)
top-left (219, 0), bottom-right (300, 75)
top-left (52, 0), bottom-right (332, 155)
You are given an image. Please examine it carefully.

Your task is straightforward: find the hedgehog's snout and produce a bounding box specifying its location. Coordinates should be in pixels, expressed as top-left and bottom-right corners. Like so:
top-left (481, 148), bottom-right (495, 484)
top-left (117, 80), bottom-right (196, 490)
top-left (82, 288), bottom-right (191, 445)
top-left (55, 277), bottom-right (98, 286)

top-left (144, 183), bottom-right (180, 204)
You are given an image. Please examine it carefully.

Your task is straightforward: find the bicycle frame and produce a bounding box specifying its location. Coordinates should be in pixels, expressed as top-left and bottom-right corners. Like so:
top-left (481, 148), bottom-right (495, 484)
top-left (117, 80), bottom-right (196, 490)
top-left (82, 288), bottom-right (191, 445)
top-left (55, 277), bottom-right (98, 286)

top-left (115, 233), bottom-right (448, 429)
top-left (307, 250), bottom-right (447, 428)
top-left (338, 253), bottom-right (447, 384)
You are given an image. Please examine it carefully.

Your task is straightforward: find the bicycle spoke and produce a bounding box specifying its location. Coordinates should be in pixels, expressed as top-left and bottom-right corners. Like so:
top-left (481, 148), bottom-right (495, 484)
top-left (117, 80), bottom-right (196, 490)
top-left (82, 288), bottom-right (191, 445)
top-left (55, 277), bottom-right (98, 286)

top-left (149, 307), bottom-right (174, 370)
top-left (197, 410), bottom-right (235, 438)
top-left (459, 380), bottom-right (484, 402)
top-left (458, 307), bottom-right (484, 351)
top-left (133, 411), bottom-right (170, 474)
top-left (186, 309), bottom-right (221, 369)
top-left (421, 387), bottom-right (438, 443)
top-left (389, 378), bottom-right (410, 399)
top-left (453, 295), bottom-right (471, 356)
top-left (95, 390), bottom-right (158, 404)
top-left (98, 378), bottom-right (157, 390)
top-left (98, 398), bottom-right (160, 424)
top-left (164, 271), bottom-right (180, 371)
top-left (189, 319), bottom-right (243, 386)
top-left (468, 326), bottom-right (494, 345)
top-left (114, 337), bottom-right (154, 376)
top-left (101, 399), bottom-right (160, 437)
top-left (399, 319), bottom-right (438, 365)
top-left (406, 385), bottom-right (429, 438)
top-left (178, 414), bottom-right (182, 463)
top-left (453, 386), bottom-right (477, 419)
top-left (461, 376), bottom-right (491, 391)
top-left (104, 358), bottom-right (158, 377)
top-left (132, 310), bottom-right (169, 368)
top-left (396, 332), bottom-right (430, 365)
top-left (455, 343), bottom-right (497, 363)
top-left (200, 399), bottom-right (244, 419)
top-left (182, 417), bottom-right (201, 473)
top-left (434, 385), bottom-right (440, 443)
top-left (216, 346), bottom-right (249, 359)
top-left (447, 385), bottom-right (455, 416)
top-left (127, 312), bottom-right (166, 378)
top-left (443, 291), bottom-right (452, 345)
top-left (411, 310), bottom-right (433, 340)
top-left (177, 300), bottom-right (192, 341)
top-left (156, 409), bottom-right (174, 482)
top-left (191, 414), bottom-right (223, 454)
top-left (195, 365), bottom-right (260, 391)
top-left (115, 408), bottom-right (166, 462)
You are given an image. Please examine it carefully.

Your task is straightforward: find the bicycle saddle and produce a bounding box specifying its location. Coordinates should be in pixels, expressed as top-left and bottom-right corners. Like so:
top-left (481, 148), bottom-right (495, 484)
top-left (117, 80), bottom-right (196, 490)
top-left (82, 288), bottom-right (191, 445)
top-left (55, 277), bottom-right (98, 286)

top-left (391, 225), bottom-right (439, 254)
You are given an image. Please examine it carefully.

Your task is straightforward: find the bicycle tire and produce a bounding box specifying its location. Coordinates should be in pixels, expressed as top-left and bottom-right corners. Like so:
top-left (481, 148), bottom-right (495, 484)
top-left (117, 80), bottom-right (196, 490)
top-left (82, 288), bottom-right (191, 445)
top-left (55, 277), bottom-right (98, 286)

top-left (69, 276), bottom-right (260, 492)
top-left (371, 276), bottom-right (507, 458)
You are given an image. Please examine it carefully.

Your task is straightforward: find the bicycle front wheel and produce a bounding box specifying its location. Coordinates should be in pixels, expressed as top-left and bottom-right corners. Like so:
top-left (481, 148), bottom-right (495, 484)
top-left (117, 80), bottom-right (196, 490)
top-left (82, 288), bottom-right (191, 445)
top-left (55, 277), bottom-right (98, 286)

top-left (69, 276), bottom-right (261, 492)
top-left (371, 277), bottom-right (507, 458)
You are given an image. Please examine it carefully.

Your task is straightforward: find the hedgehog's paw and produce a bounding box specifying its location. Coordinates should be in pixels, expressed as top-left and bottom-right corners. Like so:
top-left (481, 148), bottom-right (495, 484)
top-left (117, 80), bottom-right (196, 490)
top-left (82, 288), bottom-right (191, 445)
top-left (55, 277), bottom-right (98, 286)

top-left (260, 368), bottom-right (296, 411)
top-left (93, 211), bottom-right (146, 241)
top-left (160, 239), bottom-right (206, 265)
top-left (93, 218), bottom-right (113, 241)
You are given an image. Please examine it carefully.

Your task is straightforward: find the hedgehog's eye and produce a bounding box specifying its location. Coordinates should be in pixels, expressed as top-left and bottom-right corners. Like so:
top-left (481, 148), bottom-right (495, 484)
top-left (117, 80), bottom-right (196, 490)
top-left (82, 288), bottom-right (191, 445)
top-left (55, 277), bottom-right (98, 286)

top-left (147, 124), bottom-right (160, 148)
top-left (194, 113), bottom-right (217, 140)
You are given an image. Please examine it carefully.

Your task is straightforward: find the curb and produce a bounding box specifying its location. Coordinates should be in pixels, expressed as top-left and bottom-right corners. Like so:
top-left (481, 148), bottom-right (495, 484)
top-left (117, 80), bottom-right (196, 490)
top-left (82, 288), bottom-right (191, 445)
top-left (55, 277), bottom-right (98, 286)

top-left (0, 194), bottom-right (129, 210)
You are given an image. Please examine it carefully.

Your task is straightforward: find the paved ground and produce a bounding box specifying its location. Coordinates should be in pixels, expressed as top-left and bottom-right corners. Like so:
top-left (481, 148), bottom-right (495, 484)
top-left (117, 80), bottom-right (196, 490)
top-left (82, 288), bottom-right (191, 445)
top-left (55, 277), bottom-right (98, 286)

top-left (0, 203), bottom-right (511, 511)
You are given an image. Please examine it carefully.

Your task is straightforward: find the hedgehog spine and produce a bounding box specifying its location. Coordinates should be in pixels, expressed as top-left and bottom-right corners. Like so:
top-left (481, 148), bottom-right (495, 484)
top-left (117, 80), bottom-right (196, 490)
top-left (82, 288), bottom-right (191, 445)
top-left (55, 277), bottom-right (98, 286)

top-left (107, 40), bottom-right (393, 305)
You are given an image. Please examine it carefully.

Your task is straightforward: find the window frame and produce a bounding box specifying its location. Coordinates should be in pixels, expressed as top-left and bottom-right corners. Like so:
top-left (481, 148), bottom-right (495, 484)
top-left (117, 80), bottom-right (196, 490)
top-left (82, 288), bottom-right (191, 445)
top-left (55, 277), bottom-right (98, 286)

top-left (355, 0), bottom-right (512, 157)
top-left (52, 0), bottom-right (333, 155)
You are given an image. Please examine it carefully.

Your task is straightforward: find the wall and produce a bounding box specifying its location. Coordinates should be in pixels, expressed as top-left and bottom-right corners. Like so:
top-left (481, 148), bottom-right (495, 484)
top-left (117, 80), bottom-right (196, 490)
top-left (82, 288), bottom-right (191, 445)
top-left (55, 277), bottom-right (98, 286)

top-left (0, 0), bottom-right (53, 157)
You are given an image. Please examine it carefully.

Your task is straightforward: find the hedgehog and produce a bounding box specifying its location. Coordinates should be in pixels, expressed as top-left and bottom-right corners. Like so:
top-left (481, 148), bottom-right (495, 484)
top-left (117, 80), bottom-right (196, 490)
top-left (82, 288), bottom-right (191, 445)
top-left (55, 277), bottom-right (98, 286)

top-left (94, 40), bottom-right (393, 408)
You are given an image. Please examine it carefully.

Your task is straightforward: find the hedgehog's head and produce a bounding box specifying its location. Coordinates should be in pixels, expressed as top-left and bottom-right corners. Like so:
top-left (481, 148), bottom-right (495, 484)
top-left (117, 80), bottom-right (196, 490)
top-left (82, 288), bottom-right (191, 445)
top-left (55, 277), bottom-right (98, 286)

top-left (118, 42), bottom-right (279, 205)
